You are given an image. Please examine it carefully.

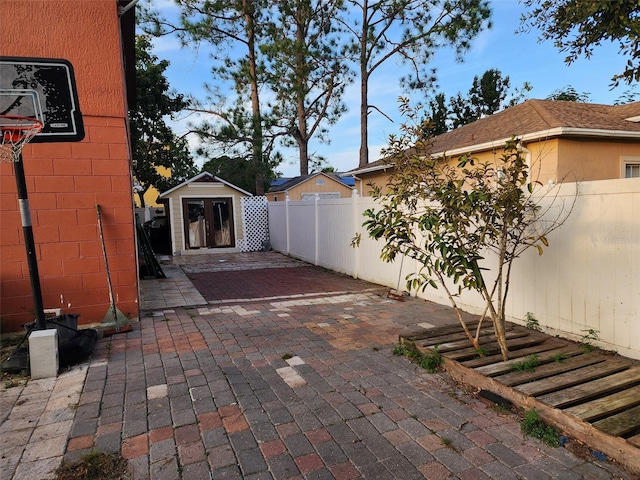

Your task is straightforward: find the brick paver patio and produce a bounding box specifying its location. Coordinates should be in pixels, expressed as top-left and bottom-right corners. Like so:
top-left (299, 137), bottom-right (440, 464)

top-left (3, 252), bottom-right (635, 479)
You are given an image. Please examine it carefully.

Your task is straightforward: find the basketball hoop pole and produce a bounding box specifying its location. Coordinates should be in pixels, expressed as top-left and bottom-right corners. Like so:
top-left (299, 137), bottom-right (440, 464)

top-left (13, 152), bottom-right (47, 330)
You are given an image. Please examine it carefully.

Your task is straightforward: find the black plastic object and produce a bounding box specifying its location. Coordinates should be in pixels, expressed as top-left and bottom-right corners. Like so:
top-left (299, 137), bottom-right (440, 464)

top-left (39, 314), bottom-right (98, 367)
top-left (0, 314), bottom-right (98, 373)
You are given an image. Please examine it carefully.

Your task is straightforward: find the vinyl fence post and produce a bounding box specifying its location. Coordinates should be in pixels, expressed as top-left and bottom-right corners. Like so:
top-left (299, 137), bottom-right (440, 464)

top-left (285, 193), bottom-right (290, 254)
top-left (314, 193), bottom-right (320, 266)
top-left (352, 188), bottom-right (360, 279)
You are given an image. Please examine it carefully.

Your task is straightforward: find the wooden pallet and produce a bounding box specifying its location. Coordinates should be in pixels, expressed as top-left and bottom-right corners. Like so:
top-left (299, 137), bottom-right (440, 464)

top-left (400, 322), bottom-right (640, 475)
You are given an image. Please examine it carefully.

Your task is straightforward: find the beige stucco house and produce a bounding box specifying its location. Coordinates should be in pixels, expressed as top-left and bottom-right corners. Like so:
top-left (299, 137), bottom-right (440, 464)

top-left (158, 172), bottom-right (252, 255)
top-left (266, 172), bottom-right (354, 201)
top-left (350, 99), bottom-right (640, 196)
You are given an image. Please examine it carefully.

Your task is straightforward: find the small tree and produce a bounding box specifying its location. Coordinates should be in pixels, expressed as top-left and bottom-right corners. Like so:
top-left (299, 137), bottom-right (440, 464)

top-left (357, 99), bottom-right (574, 360)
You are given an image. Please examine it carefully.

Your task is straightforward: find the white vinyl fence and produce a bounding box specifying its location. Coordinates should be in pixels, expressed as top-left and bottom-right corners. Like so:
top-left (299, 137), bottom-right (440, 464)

top-left (268, 179), bottom-right (640, 359)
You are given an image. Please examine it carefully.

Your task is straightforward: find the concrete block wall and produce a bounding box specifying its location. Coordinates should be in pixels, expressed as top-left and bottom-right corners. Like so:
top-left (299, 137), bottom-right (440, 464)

top-left (0, 0), bottom-right (138, 331)
top-left (0, 117), bottom-right (138, 331)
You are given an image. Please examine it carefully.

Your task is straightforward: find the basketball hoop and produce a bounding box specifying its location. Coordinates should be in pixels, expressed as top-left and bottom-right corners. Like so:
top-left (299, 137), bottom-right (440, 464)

top-left (0, 115), bottom-right (43, 163)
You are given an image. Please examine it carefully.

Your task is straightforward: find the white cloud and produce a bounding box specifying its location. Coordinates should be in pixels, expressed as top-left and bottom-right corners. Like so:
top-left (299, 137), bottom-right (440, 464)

top-left (151, 35), bottom-right (183, 54)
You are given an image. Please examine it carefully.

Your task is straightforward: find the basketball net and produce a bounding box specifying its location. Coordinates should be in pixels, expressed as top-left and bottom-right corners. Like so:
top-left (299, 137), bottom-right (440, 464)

top-left (0, 115), bottom-right (43, 163)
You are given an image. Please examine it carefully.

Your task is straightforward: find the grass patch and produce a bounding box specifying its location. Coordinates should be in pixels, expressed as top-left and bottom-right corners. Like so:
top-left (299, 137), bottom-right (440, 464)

top-left (55, 450), bottom-right (128, 480)
top-left (520, 409), bottom-right (561, 447)
top-left (552, 353), bottom-right (569, 363)
top-left (393, 341), bottom-right (443, 373)
top-left (475, 346), bottom-right (488, 358)
top-left (509, 354), bottom-right (540, 372)
top-left (440, 436), bottom-right (456, 450)
top-left (281, 353), bottom-right (293, 361)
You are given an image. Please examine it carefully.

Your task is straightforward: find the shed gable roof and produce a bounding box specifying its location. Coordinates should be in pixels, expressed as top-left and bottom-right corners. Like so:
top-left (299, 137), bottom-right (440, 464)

top-left (159, 172), bottom-right (253, 198)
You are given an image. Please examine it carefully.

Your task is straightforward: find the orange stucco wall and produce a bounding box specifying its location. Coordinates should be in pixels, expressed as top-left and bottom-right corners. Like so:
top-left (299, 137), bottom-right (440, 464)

top-left (556, 138), bottom-right (640, 182)
top-left (0, 1), bottom-right (138, 331)
top-left (355, 136), bottom-right (640, 195)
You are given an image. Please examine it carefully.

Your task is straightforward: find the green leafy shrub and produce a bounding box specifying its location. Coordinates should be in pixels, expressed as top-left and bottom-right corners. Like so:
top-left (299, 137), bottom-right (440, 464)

top-left (520, 409), bottom-right (561, 447)
top-left (393, 341), bottom-right (442, 373)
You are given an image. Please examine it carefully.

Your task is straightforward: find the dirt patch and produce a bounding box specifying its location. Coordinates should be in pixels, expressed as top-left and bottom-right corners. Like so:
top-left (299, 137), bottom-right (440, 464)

top-left (55, 451), bottom-right (129, 480)
top-left (1, 331), bottom-right (30, 387)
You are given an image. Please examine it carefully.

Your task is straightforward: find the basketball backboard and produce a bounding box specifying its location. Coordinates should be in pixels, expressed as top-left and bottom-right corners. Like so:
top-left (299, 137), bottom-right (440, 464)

top-left (0, 56), bottom-right (84, 143)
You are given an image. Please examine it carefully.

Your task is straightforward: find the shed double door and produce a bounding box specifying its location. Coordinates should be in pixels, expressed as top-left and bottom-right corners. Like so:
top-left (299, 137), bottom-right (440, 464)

top-left (183, 198), bottom-right (235, 249)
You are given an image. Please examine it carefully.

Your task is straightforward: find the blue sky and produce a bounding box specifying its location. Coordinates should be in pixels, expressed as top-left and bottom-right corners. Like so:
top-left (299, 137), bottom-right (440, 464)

top-left (148, 0), bottom-right (633, 178)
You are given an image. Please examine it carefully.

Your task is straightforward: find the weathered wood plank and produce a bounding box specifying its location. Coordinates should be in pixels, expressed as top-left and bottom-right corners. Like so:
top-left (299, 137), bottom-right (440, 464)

top-left (415, 323), bottom-right (520, 350)
top-left (515, 359), bottom-right (631, 396)
top-left (461, 338), bottom-right (569, 368)
top-left (564, 385), bottom-right (640, 422)
top-left (415, 329), bottom-right (495, 349)
top-left (495, 354), bottom-right (605, 387)
top-left (537, 366), bottom-right (640, 408)
top-left (438, 330), bottom-right (530, 356)
top-left (591, 404), bottom-right (640, 437)
top-left (445, 336), bottom-right (550, 362)
top-left (443, 357), bottom-right (640, 475)
top-left (475, 345), bottom-right (584, 377)
top-left (400, 320), bottom-right (482, 342)
top-left (405, 321), bottom-right (532, 349)
top-left (629, 434), bottom-right (640, 448)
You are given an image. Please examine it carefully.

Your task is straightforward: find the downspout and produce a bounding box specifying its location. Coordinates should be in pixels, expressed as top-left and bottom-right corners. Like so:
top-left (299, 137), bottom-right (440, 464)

top-left (352, 175), bottom-right (364, 197)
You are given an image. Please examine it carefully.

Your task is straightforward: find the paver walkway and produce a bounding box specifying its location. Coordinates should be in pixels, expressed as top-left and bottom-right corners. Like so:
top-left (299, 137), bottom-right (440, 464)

top-left (1, 364), bottom-right (88, 479)
top-left (2, 252), bottom-right (635, 479)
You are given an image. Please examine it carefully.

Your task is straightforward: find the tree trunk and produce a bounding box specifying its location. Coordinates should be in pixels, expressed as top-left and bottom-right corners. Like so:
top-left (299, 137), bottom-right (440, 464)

top-left (295, 8), bottom-right (309, 176)
top-left (493, 223), bottom-right (511, 361)
top-left (358, 5), bottom-right (369, 168)
top-left (244, 1), bottom-right (264, 194)
top-left (436, 271), bottom-right (480, 350)
top-left (297, 82), bottom-right (309, 175)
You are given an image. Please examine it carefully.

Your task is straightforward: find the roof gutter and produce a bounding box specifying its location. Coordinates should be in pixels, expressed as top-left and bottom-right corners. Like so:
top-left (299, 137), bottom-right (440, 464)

top-left (350, 127), bottom-right (640, 174)
top-left (118, 0), bottom-right (139, 16)
top-left (348, 162), bottom-right (394, 176)
top-left (431, 127), bottom-right (640, 158)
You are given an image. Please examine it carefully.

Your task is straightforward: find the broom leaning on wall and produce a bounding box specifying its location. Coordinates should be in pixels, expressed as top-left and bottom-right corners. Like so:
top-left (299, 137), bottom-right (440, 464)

top-left (96, 204), bottom-right (132, 335)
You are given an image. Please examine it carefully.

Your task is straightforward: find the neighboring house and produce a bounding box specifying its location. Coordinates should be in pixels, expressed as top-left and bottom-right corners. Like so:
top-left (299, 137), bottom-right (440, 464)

top-left (158, 172), bottom-right (252, 254)
top-left (266, 172), bottom-right (354, 201)
top-left (350, 99), bottom-right (640, 196)
top-left (134, 165), bottom-right (171, 209)
top-left (0, 1), bottom-right (137, 331)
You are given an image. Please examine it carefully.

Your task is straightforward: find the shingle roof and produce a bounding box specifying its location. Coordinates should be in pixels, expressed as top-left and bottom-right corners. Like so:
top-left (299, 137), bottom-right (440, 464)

top-left (267, 172), bottom-right (353, 193)
top-left (349, 99), bottom-right (640, 175)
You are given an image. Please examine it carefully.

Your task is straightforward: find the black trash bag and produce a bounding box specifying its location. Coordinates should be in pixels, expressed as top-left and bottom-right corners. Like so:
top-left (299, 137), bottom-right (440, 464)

top-left (1, 314), bottom-right (98, 374)
top-left (43, 314), bottom-right (97, 367)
